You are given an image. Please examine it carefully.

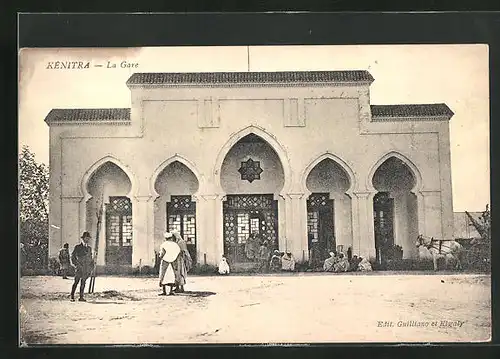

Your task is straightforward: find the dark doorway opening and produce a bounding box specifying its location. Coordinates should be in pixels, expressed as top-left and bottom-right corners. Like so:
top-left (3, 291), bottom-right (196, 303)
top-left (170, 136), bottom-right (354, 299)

top-left (105, 196), bottom-right (133, 266)
top-left (167, 195), bottom-right (197, 264)
top-left (373, 192), bottom-right (395, 265)
top-left (307, 193), bottom-right (335, 268)
top-left (223, 194), bottom-right (278, 268)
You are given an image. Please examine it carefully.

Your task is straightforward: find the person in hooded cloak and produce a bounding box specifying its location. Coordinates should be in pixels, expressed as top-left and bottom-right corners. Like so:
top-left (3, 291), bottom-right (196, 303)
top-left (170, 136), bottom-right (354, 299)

top-left (323, 252), bottom-right (338, 272)
top-left (281, 251), bottom-right (296, 272)
top-left (173, 231), bottom-right (193, 293)
top-left (218, 256), bottom-right (230, 275)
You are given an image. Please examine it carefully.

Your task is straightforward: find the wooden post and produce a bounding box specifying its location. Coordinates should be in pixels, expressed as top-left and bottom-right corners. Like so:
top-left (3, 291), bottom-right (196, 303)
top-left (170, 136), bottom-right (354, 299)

top-left (89, 195), bottom-right (104, 294)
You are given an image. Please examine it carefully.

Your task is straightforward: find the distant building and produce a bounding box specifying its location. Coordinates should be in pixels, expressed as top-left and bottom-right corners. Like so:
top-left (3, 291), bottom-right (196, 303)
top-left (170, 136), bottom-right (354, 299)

top-left (44, 70), bottom-right (455, 270)
top-left (454, 212), bottom-right (482, 239)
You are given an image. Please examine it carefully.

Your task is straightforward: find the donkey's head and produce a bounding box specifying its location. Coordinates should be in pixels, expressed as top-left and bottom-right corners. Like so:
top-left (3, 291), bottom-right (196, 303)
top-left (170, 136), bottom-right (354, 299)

top-left (416, 234), bottom-right (432, 248)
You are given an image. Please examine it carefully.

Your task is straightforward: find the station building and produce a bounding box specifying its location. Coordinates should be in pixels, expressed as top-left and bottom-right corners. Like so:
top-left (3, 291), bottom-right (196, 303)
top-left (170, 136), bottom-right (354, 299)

top-left (45, 70), bottom-right (454, 270)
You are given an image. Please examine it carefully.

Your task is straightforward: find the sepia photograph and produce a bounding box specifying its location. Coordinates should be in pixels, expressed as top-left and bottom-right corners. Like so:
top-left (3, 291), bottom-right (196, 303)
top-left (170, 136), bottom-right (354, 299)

top-left (18, 44), bottom-right (491, 345)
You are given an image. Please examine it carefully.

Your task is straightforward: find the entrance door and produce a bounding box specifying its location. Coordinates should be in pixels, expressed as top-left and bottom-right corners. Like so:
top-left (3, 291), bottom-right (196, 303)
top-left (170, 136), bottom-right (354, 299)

top-left (307, 193), bottom-right (335, 268)
top-left (373, 192), bottom-right (394, 264)
top-left (223, 194), bottom-right (278, 267)
top-left (167, 195), bottom-right (197, 264)
top-left (105, 196), bottom-right (133, 265)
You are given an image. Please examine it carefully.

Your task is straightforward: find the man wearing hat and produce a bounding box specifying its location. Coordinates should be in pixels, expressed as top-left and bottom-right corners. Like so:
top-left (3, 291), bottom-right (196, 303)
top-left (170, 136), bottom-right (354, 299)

top-left (70, 231), bottom-right (94, 302)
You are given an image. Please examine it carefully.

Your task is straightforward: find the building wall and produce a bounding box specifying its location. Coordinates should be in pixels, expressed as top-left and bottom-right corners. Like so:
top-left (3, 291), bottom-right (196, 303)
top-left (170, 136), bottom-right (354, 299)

top-left (47, 82), bottom-right (454, 267)
top-left (220, 142), bottom-right (284, 195)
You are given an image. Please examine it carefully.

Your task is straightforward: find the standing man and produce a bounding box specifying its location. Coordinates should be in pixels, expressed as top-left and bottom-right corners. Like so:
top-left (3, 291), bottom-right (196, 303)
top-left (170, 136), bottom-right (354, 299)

top-left (158, 232), bottom-right (181, 296)
top-left (70, 231), bottom-right (94, 302)
top-left (58, 243), bottom-right (71, 279)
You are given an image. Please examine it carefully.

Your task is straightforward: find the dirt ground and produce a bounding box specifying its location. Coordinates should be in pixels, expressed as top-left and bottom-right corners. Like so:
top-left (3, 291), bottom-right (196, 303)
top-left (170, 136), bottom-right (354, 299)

top-left (19, 272), bottom-right (491, 345)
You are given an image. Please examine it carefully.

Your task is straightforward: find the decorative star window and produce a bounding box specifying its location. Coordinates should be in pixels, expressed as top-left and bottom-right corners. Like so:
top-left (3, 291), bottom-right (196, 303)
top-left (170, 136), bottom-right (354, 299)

top-left (238, 158), bottom-right (263, 183)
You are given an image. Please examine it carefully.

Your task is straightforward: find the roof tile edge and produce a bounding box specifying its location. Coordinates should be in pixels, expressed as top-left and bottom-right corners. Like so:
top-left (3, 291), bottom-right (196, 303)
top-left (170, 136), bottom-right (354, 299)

top-left (125, 70), bottom-right (375, 87)
top-left (44, 108), bottom-right (131, 123)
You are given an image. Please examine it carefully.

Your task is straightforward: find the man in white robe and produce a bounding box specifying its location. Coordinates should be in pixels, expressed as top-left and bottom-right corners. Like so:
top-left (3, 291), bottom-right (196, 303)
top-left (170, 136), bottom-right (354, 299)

top-left (158, 232), bottom-right (181, 296)
top-left (281, 252), bottom-right (296, 271)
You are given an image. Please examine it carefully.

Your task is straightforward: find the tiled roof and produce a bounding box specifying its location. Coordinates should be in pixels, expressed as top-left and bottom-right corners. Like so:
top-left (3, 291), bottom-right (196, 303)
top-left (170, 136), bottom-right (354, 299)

top-left (126, 71), bottom-right (374, 86)
top-left (45, 108), bottom-right (131, 123)
top-left (371, 104), bottom-right (454, 119)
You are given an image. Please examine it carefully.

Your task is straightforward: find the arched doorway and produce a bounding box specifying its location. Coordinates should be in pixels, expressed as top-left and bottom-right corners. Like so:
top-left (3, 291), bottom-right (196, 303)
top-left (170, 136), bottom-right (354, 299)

top-left (372, 156), bottom-right (419, 264)
top-left (305, 158), bottom-right (353, 268)
top-left (86, 161), bottom-right (133, 266)
top-left (154, 160), bottom-right (200, 264)
top-left (220, 133), bottom-right (285, 270)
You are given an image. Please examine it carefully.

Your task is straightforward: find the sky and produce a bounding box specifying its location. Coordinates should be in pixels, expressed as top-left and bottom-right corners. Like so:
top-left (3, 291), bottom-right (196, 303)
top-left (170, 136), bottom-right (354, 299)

top-left (18, 45), bottom-right (490, 212)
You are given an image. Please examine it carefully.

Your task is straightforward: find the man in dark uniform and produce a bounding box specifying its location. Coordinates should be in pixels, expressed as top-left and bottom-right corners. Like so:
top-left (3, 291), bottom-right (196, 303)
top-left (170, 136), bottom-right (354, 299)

top-left (70, 231), bottom-right (94, 302)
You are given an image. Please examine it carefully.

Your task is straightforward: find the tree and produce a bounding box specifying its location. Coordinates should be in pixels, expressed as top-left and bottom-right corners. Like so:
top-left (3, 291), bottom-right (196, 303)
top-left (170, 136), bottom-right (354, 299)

top-left (479, 204), bottom-right (491, 241)
top-left (19, 146), bottom-right (49, 269)
top-left (466, 204), bottom-right (491, 241)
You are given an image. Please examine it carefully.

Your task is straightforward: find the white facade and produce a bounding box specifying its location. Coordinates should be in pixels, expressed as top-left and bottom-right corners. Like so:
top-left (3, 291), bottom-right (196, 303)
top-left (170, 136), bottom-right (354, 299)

top-left (45, 71), bottom-right (454, 270)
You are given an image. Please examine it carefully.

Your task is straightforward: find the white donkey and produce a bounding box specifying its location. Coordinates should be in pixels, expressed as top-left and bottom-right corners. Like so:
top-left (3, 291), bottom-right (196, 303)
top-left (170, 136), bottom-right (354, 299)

top-left (416, 234), bottom-right (464, 271)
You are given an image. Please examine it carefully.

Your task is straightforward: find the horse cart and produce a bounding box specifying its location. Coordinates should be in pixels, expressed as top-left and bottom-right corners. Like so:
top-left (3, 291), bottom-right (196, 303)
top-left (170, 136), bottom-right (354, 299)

top-left (417, 234), bottom-right (490, 272)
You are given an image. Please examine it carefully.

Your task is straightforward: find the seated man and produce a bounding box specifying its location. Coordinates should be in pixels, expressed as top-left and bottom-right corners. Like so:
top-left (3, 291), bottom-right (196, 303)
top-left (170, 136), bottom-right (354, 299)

top-left (218, 256), bottom-right (230, 275)
top-left (281, 251), bottom-right (296, 271)
top-left (333, 252), bottom-right (350, 273)
top-left (323, 252), bottom-right (338, 272)
top-left (357, 257), bottom-right (373, 272)
top-left (349, 255), bottom-right (362, 272)
top-left (269, 250), bottom-right (282, 272)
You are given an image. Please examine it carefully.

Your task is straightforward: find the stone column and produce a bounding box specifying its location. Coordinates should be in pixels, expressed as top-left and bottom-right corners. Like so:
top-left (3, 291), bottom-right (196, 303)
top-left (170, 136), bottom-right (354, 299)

top-left (196, 194), bottom-right (218, 266)
top-left (132, 195), bottom-right (155, 268)
top-left (213, 195), bottom-right (225, 266)
top-left (277, 194), bottom-right (287, 252)
top-left (352, 191), bottom-right (377, 260)
top-left (284, 193), bottom-right (308, 263)
top-left (78, 195), bottom-right (90, 238)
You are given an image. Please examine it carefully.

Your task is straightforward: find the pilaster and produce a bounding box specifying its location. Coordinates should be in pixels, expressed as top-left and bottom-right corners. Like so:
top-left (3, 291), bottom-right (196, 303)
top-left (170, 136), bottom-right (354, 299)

top-left (352, 191), bottom-right (377, 260)
top-left (132, 195), bottom-right (155, 267)
top-left (197, 194), bottom-right (219, 265)
top-left (284, 193), bottom-right (308, 262)
top-left (61, 196), bottom-right (84, 248)
top-left (419, 190), bottom-right (443, 239)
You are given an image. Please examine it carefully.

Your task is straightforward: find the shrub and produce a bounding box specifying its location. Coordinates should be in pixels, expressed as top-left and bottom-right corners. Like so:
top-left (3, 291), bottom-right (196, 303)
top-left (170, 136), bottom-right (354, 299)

top-left (48, 257), bottom-right (60, 275)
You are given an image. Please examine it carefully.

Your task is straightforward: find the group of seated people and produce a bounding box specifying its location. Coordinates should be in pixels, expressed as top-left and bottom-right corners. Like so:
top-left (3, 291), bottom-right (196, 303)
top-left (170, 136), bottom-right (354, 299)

top-left (218, 247), bottom-right (372, 274)
top-left (323, 252), bottom-right (372, 273)
top-left (269, 250), bottom-right (296, 272)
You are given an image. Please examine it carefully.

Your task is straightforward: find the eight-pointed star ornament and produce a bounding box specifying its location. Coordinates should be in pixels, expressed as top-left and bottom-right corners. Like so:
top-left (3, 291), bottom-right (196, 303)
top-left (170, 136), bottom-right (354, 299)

top-left (238, 158), bottom-right (263, 183)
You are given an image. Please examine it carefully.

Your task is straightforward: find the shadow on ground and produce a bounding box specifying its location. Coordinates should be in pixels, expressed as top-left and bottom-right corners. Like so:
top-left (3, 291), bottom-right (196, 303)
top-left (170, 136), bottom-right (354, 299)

top-left (21, 290), bottom-right (141, 302)
top-left (173, 291), bottom-right (216, 298)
